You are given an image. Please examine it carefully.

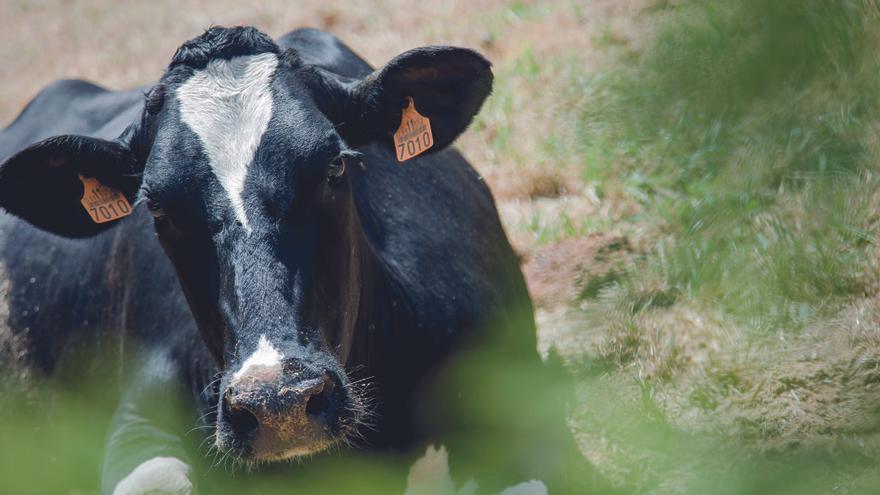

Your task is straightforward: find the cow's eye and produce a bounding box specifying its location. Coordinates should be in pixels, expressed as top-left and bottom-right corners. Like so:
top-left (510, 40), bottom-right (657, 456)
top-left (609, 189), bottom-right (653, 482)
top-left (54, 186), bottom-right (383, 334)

top-left (327, 155), bottom-right (346, 183)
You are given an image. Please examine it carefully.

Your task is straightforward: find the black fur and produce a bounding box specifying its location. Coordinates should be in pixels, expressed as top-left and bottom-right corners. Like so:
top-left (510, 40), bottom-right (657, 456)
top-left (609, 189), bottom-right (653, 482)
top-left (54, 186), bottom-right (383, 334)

top-left (169, 26), bottom-right (280, 69)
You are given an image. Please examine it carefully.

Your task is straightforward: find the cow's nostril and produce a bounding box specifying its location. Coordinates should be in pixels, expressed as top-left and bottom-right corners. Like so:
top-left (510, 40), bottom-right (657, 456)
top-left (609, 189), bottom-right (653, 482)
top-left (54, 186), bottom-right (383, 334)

top-left (305, 387), bottom-right (332, 418)
top-left (226, 405), bottom-right (259, 440)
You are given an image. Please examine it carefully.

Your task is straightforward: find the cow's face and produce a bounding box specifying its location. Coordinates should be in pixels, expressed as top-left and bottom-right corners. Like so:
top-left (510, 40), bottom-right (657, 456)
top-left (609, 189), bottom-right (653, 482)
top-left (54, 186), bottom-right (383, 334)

top-left (0, 27), bottom-right (492, 462)
top-left (143, 45), bottom-right (368, 461)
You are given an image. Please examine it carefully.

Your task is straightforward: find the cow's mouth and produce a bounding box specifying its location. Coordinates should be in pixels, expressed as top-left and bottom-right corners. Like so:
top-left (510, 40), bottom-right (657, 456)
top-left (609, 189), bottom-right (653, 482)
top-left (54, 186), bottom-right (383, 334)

top-left (258, 441), bottom-right (334, 462)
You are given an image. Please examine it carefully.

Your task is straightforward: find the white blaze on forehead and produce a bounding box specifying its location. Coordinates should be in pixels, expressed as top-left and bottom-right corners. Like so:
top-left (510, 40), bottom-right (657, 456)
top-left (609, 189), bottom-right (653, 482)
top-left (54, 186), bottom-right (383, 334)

top-left (176, 53), bottom-right (278, 232)
top-left (233, 334), bottom-right (283, 379)
top-left (113, 457), bottom-right (193, 495)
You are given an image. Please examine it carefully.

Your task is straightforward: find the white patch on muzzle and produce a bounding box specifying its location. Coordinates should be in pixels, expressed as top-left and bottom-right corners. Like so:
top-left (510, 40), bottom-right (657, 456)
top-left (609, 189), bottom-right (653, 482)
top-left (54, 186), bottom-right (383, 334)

top-left (233, 334), bottom-right (283, 380)
top-left (176, 53), bottom-right (278, 233)
top-left (113, 457), bottom-right (193, 495)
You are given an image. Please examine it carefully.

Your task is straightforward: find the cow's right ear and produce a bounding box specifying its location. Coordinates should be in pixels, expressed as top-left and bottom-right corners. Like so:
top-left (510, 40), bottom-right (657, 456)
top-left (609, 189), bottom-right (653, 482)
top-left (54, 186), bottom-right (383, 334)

top-left (0, 135), bottom-right (141, 237)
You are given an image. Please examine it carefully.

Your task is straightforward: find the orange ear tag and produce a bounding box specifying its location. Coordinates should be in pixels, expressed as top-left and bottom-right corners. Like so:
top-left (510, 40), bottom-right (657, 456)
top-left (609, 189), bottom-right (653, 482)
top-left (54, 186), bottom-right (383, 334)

top-left (393, 97), bottom-right (434, 162)
top-left (79, 174), bottom-right (133, 224)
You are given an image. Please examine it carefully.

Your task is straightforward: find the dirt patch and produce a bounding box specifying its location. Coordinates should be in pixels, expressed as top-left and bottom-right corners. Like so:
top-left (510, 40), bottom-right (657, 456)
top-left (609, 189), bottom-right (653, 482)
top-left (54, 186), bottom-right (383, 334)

top-left (523, 233), bottom-right (632, 308)
top-left (490, 167), bottom-right (582, 202)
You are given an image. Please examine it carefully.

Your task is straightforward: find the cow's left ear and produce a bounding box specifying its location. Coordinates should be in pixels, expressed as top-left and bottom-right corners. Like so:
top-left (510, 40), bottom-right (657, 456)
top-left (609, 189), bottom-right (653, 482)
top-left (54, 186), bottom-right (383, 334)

top-left (341, 46), bottom-right (493, 154)
top-left (0, 135), bottom-right (141, 237)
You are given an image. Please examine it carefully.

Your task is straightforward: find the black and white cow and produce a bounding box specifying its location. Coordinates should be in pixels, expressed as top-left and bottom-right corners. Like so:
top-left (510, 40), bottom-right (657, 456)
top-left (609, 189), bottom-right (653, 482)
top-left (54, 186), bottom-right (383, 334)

top-left (0, 27), bottom-right (588, 494)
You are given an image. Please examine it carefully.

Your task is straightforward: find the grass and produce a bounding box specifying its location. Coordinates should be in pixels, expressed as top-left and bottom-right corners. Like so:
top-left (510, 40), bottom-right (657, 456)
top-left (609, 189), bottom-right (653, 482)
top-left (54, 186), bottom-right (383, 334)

top-left (510, 0), bottom-right (880, 491)
top-left (578, 0), bottom-right (880, 328)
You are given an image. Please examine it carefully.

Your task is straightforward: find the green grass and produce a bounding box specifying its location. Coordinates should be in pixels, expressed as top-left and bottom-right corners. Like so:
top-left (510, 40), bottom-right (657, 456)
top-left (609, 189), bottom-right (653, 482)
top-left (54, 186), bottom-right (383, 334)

top-left (578, 0), bottom-right (880, 330)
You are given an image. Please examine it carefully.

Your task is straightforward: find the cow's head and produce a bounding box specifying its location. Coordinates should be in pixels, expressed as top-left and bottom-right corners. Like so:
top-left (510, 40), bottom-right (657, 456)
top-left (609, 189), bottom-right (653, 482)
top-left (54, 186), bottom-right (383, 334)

top-left (0, 27), bottom-right (492, 462)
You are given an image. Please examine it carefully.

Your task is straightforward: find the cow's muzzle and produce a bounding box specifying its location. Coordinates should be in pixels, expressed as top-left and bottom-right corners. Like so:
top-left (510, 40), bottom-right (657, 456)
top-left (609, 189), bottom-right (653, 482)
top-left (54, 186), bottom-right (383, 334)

top-left (217, 361), bottom-right (349, 460)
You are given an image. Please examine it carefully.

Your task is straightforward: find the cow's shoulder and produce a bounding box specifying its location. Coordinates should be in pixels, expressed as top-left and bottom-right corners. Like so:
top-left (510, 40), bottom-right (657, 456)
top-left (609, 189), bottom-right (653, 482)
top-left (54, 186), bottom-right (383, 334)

top-left (276, 28), bottom-right (373, 79)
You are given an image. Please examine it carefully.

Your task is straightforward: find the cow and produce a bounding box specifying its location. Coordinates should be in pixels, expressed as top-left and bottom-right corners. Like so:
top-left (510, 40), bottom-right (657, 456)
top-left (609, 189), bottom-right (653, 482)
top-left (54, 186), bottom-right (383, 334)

top-left (0, 26), bottom-right (593, 494)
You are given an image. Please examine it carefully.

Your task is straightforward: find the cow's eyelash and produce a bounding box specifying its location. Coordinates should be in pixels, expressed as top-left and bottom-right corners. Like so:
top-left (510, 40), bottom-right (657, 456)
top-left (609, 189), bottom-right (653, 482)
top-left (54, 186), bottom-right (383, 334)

top-left (138, 187), bottom-right (166, 218)
top-left (337, 149), bottom-right (362, 161)
top-left (333, 150), bottom-right (362, 168)
top-left (146, 200), bottom-right (166, 218)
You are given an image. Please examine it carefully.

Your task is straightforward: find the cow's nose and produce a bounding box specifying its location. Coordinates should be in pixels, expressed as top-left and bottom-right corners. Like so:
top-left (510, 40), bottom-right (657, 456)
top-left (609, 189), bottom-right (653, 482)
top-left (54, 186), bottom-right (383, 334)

top-left (222, 370), bottom-right (336, 455)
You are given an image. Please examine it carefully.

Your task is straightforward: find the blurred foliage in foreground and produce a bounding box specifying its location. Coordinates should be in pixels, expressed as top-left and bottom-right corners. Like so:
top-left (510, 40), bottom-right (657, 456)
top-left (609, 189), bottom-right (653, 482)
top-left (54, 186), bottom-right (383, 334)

top-left (0, 331), bottom-right (586, 495)
top-left (2, 332), bottom-right (880, 495)
top-left (581, 0), bottom-right (880, 329)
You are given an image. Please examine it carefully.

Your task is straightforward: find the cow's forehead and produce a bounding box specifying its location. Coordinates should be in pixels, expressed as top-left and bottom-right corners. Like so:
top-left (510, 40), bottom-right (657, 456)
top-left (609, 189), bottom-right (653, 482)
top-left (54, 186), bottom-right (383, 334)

top-left (175, 53), bottom-right (279, 232)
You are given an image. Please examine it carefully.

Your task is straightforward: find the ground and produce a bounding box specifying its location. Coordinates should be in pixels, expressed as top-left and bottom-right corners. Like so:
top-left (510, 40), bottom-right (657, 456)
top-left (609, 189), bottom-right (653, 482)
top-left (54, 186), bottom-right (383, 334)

top-left (2, 1), bottom-right (879, 493)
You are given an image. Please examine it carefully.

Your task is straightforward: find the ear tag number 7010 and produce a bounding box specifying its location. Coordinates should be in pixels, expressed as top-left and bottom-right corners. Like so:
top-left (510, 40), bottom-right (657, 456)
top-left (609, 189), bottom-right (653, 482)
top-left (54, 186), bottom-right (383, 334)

top-left (393, 97), bottom-right (434, 162)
